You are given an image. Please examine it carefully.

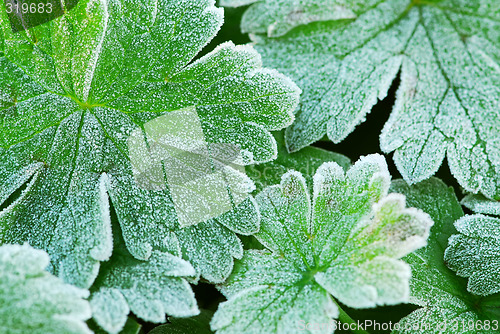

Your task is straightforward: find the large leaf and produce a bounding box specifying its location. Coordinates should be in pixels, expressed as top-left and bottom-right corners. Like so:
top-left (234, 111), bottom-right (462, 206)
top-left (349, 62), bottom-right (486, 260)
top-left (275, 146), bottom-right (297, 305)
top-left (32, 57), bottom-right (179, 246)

top-left (0, 0), bottom-right (300, 288)
top-left (225, 0), bottom-right (500, 200)
top-left (391, 178), bottom-right (500, 333)
top-left (0, 244), bottom-right (92, 334)
top-left (211, 154), bottom-right (433, 333)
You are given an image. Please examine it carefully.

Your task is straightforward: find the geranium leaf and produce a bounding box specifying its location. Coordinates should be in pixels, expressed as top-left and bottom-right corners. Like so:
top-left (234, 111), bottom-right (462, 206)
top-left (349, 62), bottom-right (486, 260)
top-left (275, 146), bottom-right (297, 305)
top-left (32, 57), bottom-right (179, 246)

top-left (225, 0), bottom-right (500, 200)
top-left (211, 154), bottom-right (433, 333)
top-left (0, 0), bottom-right (299, 288)
top-left (0, 244), bottom-right (92, 334)
top-left (390, 178), bottom-right (500, 333)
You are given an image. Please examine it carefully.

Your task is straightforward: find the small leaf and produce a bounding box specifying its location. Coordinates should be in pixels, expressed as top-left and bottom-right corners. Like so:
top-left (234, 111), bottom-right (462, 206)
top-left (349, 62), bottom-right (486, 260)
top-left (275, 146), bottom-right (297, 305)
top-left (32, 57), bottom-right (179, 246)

top-left (211, 154), bottom-right (432, 333)
top-left (461, 194), bottom-right (500, 216)
top-left (0, 244), bottom-right (92, 334)
top-left (445, 215), bottom-right (500, 296)
top-left (90, 227), bottom-right (198, 334)
top-left (390, 178), bottom-right (500, 333)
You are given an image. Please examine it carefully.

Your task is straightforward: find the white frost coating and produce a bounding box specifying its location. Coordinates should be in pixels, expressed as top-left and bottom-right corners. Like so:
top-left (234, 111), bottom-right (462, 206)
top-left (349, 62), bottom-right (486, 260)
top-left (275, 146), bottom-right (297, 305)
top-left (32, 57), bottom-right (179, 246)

top-left (391, 178), bottom-right (495, 332)
top-left (90, 288), bottom-right (129, 334)
top-left (0, 165), bottom-right (41, 219)
top-left (220, 0), bottom-right (258, 7)
top-left (366, 193), bottom-right (433, 257)
top-left (315, 257), bottom-right (412, 308)
top-left (233, 0), bottom-right (363, 37)
top-left (90, 173), bottom-right (113, 261)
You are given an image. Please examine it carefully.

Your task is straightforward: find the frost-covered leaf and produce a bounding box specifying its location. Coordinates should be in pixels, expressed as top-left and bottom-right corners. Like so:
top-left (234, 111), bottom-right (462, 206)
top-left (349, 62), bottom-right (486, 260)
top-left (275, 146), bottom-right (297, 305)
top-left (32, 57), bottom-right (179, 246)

top-left (90, 221), bottom-right (198, 334)
top-left (149, 310), bottom-right (214, 334)
top-left (462, 194), bottom-right (500, 216)
top-left (390, 178), bottom-right (500, 333)
top-left (0, 0), bottom-right (299, 287)
top-left (0, 244), bottom-right (92, 334)
top-left (445, 215), bottom-right (500, 296)
top-left (211, 154), bottom-right (433, 334)
top-left (246, 132), bottom-right (350, 192)
top-left (227, 0), bottom-right (500, 200)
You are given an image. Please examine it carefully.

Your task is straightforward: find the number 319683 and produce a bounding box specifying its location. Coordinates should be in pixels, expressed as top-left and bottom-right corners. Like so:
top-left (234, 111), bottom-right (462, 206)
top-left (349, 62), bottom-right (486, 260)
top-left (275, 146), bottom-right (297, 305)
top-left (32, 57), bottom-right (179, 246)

top-left (6, 1), bottom-right (53, 14)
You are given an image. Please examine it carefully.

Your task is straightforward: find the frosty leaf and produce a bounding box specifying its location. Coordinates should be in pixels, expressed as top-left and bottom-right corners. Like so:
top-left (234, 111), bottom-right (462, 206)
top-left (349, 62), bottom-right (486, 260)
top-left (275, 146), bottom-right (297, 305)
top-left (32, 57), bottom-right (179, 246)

top-left (149, 310), bottom-right (214, 334)
top-left (89, 220), bottom-right (198, 334)
top-left (0, 244), bottom-right (92, 334)
top-left (227, 0), bottom-right (500, 199)
top-left (461, 194), bottom-right (500, 216)
top-left (90, 249), bottom-right (197, 334)
top-left (390, 178), bottom-right (500, 333)
top-left (445, 215), bottom-right (500, 296)
top-left (246, 132), bottom-right (350, 192)
top-left (211, 154), bottom-right (433, 334)
top-left (0, 0), bottom-right (299, 287)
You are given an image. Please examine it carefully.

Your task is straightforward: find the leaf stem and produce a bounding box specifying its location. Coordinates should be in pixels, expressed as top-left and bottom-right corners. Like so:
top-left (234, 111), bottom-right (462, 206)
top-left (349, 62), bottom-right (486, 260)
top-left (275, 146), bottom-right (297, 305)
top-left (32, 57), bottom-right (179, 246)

top-left (337, 304), bottom-right (370, 334)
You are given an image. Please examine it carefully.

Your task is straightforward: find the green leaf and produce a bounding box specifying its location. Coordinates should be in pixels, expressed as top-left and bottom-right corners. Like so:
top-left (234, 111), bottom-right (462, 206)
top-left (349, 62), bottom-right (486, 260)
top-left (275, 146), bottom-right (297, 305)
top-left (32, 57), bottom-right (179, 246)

top-left (245, 132), bottom-right (350, 192)
top-left (226, 0), bottom-right (500, 200)
top-left (390, 178), bottom-right (500, 333)
top-left (149, 310), bottom-right (214, 334)
top-left (211, 154), bottom-right (433, 333)
top-left (445, 215), bottom-right (500, 296)
top-left (461, 194), bottom-right (500, 216)
top-left (90, 246), bottom-right (197, 333)
top-left (0, 244), bottom-right (92, 334)
top-left (87, 211), bottom-right (197, 333)
top-left (0, 0), bottom-right (300, 287)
